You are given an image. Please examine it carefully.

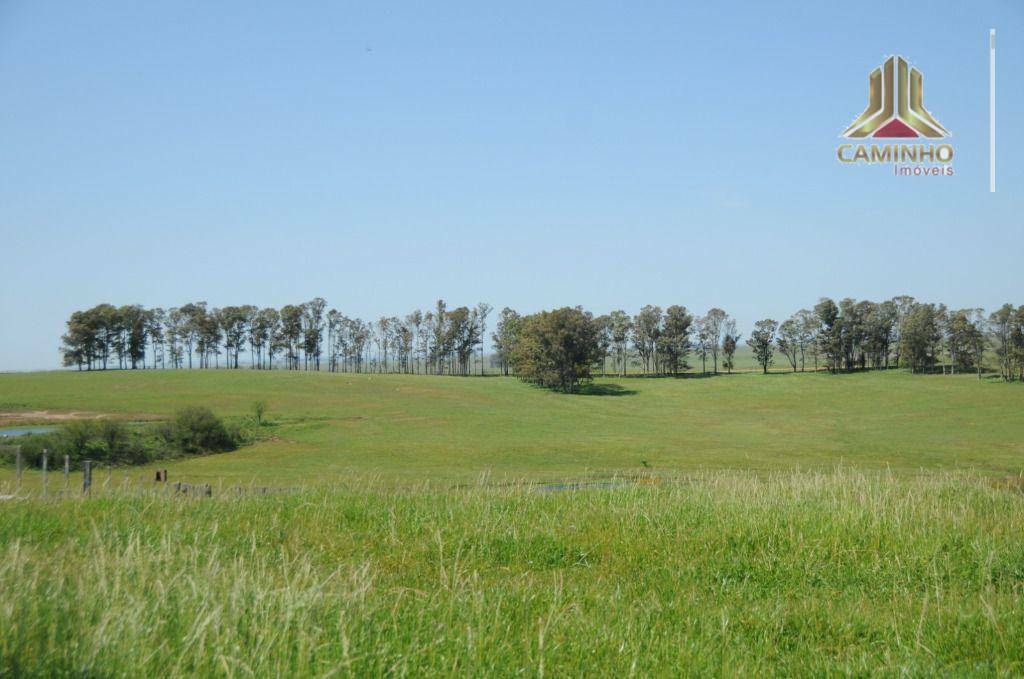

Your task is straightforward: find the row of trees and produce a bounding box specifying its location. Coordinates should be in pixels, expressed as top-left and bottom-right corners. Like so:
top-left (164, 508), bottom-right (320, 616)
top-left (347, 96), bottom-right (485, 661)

top-left (493, 305), bottom-right (741, 378)
top-left (60, 300), bottom-right (742, 379)
top-left (747, 299), bottom-right (1019, 378)
top-left (501, 299), bottom-right (1024, 392)
top-left (60, 297), bottom-right (1024, 385)
top-left (61, 299), bottom-right (495, 376)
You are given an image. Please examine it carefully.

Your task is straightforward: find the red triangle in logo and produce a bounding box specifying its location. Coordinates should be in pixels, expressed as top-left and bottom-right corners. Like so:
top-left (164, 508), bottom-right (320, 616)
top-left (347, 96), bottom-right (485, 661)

top-left (873, 118), bottom-right (918, 138)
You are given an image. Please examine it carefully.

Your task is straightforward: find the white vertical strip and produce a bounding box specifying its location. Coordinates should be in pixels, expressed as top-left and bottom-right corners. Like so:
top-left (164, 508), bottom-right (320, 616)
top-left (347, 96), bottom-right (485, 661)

top-left (990, 29), bottom-right (996, 193)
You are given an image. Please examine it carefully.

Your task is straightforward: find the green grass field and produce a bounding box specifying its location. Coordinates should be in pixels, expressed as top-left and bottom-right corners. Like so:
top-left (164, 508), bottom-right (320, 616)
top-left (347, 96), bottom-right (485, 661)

top-left (2, 369), bottom-right (1023, 486)
top-left (2, 370), bottom-right (1023, 675)
top-left (2, 472), bottom-right (1023, 675)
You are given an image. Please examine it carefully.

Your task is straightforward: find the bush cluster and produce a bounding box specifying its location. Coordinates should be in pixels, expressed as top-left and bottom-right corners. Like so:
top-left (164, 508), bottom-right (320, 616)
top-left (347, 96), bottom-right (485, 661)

top-left (3, 407), bottom-right (252, 470)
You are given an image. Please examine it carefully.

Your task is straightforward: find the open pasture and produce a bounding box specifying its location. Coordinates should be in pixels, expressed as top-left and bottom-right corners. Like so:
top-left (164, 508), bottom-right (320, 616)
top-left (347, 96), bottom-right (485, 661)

top-left (1, 369), bottom-right (1022, 486)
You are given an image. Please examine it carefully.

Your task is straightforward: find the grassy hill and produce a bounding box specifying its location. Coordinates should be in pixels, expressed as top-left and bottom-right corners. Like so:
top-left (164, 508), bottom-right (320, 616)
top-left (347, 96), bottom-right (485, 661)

top-left (3, 370), bottom-right (1024, 674)
top-left (2, 368), bottom-right (1023, 485)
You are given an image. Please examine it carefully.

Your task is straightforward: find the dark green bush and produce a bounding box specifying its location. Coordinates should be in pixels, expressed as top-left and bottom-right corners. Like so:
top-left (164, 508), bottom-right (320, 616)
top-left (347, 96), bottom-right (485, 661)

top-left (62, 420), bottom-right (131, 460)
top-left (171, 406), bottom-right (237, 454)
top-left (2, 421), bottom-right (137, 468)
top-left (2, 407), bottom-right (249, 470)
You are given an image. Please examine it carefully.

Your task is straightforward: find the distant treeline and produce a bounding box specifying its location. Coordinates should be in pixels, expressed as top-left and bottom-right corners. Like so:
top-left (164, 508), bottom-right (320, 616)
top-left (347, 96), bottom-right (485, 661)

top-left (60, 297), bottom-right (1024, 389)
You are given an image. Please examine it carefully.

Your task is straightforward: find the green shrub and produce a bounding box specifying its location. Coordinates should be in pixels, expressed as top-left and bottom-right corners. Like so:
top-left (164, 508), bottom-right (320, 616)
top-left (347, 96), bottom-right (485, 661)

top-left (252, 401), bottom-right (267, 425)
top-left (2, 407), bottom-right (248, 470)
top-left (2, 434), bottom-right (57, 468)
top-left (57, 420), bottom-right (134, 466)
top-left (171, 406), bottom-right (237, 454)
top-left (224, 419), bottom-right (254, 447)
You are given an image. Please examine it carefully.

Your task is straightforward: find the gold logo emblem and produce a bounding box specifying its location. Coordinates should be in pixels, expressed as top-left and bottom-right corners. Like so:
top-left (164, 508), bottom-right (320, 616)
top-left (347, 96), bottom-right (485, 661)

top-left (843, 56), bottom-right (949, 139)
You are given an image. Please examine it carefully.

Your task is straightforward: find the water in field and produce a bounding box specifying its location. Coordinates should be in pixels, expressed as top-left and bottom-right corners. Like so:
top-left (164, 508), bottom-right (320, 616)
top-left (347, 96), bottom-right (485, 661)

top-left (537, 480), bottom-right (628, 492)
top-left (0, 426), bottom-right (57, 438)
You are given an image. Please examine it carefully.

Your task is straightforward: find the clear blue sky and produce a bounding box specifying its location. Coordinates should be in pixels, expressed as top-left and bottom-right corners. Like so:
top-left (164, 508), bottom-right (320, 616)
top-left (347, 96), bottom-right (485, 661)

top-left (1, 1), bottom-right (1021, 370)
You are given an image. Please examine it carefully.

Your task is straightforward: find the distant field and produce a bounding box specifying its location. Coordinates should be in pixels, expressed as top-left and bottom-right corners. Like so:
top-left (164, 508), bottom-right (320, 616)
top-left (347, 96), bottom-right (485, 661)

top-left (1, 368), bottom-right (1023, 486)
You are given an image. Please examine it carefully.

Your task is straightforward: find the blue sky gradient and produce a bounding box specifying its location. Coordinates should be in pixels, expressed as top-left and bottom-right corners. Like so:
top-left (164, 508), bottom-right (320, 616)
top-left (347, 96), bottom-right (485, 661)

top-left (1, 1), bottom-right (1021, 369)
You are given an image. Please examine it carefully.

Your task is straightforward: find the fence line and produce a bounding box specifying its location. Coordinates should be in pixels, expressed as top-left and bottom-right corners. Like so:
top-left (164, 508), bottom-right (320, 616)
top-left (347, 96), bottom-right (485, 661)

top-left (1, 460), bottom-right (303, 501)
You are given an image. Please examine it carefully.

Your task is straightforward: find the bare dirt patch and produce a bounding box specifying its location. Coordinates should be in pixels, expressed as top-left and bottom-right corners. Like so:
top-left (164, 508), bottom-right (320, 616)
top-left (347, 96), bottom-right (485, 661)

top-left (0, 410), bottom-right (161, 427)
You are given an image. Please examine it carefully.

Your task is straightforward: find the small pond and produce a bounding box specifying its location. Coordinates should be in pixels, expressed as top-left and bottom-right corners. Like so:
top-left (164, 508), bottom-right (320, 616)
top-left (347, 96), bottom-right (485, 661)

top-left (0, 426), bottom-right (57, 438)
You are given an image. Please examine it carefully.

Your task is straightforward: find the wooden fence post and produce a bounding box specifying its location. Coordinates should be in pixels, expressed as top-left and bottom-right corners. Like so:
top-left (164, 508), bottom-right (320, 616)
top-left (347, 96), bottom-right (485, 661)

top-left (64, 455), bottom-right (70, 493)
top-left (83, 460), bottom-right (92, 495)
top-left (15, 446), bottom-right (23, 493)
top-left (41, 449), bottom-right (48, 498)
top-left (105, 464), bottom-right (112, 491)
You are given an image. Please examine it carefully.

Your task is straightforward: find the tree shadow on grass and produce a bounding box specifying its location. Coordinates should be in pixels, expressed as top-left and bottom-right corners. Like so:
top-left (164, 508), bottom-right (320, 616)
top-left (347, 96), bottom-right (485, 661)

top-left (575, 383), bottom-right (638, 397)
top-left (605, 371), bottom-right (722, 379)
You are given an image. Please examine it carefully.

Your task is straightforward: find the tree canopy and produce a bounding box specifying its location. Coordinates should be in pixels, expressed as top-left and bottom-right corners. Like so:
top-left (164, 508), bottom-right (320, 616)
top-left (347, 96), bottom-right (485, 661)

top-left (58, 296), bottom-right (1024, 383)
top-left (507, 307), bottom-right (602, 393)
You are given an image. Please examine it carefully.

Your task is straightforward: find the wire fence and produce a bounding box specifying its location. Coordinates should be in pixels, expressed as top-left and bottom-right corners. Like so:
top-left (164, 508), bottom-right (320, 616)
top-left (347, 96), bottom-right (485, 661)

top-left (0, 444), bottom-right (302, 500)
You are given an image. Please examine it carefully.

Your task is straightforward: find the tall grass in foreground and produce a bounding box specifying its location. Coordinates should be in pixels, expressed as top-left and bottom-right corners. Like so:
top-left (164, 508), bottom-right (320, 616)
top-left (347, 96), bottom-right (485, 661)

top-left (1, 472), bottom-right (1023, 676)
